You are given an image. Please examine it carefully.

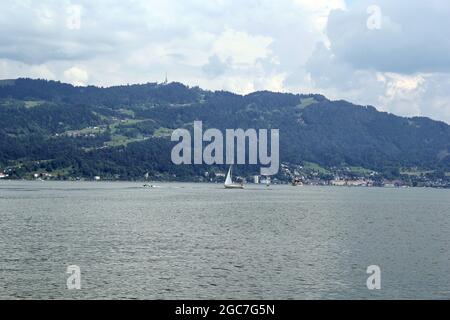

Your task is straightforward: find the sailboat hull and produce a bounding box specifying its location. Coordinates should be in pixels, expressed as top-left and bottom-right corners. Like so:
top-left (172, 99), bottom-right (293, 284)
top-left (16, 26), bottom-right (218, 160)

top-left (224, 184), bottom-right (244, 189)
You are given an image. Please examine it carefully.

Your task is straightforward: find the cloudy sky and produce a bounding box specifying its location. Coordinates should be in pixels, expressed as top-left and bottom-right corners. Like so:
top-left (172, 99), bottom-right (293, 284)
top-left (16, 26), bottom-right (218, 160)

top-left (1, 0), bottom-right (450, 123)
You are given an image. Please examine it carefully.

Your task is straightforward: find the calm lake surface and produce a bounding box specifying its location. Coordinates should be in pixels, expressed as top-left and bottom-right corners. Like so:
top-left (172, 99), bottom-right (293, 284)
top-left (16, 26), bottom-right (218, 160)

top-left (0, 181), bottom-right (449, 299)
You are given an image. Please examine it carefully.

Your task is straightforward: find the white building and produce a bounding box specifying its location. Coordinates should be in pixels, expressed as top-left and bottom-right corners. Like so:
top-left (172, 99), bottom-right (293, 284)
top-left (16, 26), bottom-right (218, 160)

top-left (330, 179), bottom-right (346, 186)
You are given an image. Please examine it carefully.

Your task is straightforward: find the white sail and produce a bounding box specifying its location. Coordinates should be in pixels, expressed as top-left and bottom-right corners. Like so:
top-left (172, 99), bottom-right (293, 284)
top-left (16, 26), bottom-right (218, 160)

top-left (224, 166), bottom-right (233, 186)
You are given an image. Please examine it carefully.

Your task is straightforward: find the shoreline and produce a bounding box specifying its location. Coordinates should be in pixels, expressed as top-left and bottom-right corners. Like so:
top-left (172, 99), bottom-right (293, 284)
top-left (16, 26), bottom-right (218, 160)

top-left (1, 179), bottom-right (449, 189)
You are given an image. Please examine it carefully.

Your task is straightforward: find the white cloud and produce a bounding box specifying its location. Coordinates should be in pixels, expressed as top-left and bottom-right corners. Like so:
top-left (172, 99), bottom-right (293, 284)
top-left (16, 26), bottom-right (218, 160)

top-left (377, 73), bottom-right (426, 116)
top-left (294, 0), bottom-right (346, 38)
top-left (64, 66), bottom-right (89, 86)
top-left (66, 4), bottom-right (83, 30)
top-left (212, 29), bottom-right (273, 66)
top-left (0, 59), bottom-right (56, 80)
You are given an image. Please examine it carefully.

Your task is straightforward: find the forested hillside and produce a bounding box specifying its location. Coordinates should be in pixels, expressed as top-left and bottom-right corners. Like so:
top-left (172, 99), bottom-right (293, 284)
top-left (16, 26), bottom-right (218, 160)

top-left (0, 78), bottom-right (449, 182)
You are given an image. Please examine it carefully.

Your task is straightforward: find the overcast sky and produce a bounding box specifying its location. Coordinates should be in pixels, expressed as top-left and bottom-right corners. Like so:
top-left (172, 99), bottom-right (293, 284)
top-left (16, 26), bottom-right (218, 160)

top-left (1, 0), bottom-right (450, 123)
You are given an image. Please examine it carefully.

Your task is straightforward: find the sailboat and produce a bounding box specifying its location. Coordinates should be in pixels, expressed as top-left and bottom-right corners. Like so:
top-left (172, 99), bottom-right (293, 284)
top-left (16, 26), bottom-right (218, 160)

top-left (224, 165), bottom-right (244, 189)
top-left (143, 172), bottom-right (161, 188)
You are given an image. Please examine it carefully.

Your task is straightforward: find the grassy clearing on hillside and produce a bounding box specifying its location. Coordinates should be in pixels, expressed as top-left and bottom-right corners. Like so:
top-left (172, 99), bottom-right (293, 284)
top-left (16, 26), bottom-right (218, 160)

top-left (24, 100), bottom-right (45, 108)
top-left (297, 97), bottom-right (317, 109)
top-left (302, 161), bottom-right (330, 174)
top-left (348, 166), bottom-right (374, 176)
top-left (153, 127), bottom-right (173, 137)
top-left (104, 134), bottom-right (150, 147)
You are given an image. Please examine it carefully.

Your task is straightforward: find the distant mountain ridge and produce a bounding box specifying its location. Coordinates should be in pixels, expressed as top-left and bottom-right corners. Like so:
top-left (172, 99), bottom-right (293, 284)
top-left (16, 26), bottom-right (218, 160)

top-left (0, 78), bottom-right (449, 180)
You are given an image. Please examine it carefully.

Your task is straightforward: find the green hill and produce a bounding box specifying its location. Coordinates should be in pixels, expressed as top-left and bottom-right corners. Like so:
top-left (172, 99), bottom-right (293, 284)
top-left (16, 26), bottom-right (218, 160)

top-left (0, 78), bottom-right (449, 182)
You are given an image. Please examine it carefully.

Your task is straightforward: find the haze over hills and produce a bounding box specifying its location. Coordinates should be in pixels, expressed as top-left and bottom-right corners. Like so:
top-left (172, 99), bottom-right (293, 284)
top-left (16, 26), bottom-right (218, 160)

top-left (0, 78), bottom-right (449, 183)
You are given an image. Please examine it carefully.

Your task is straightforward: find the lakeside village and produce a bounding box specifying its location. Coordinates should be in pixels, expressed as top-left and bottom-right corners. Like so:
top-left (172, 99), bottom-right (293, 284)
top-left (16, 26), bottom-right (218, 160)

top-left (1, 162), bottom-right (449, 188)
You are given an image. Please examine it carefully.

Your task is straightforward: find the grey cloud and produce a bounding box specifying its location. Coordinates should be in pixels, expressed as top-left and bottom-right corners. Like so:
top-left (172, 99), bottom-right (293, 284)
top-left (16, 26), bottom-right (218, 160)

top-left (304, 42), bottom-right (356, 89)
top-left (303, 40), bottom-right (450, 123)
top-left (302, 41), bottom-right (385, 105)
top-left (327, 0), bottom-right (450, 73)
top-left (202, 54), bottom-right (231, 78)
top-left (0, 0), bottom-right (190, 64)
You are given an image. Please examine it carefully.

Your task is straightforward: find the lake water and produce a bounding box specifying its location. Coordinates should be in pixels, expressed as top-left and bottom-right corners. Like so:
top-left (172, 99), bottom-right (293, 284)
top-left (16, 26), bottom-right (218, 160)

top-left (0, 181), bottom-right (449, 299)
